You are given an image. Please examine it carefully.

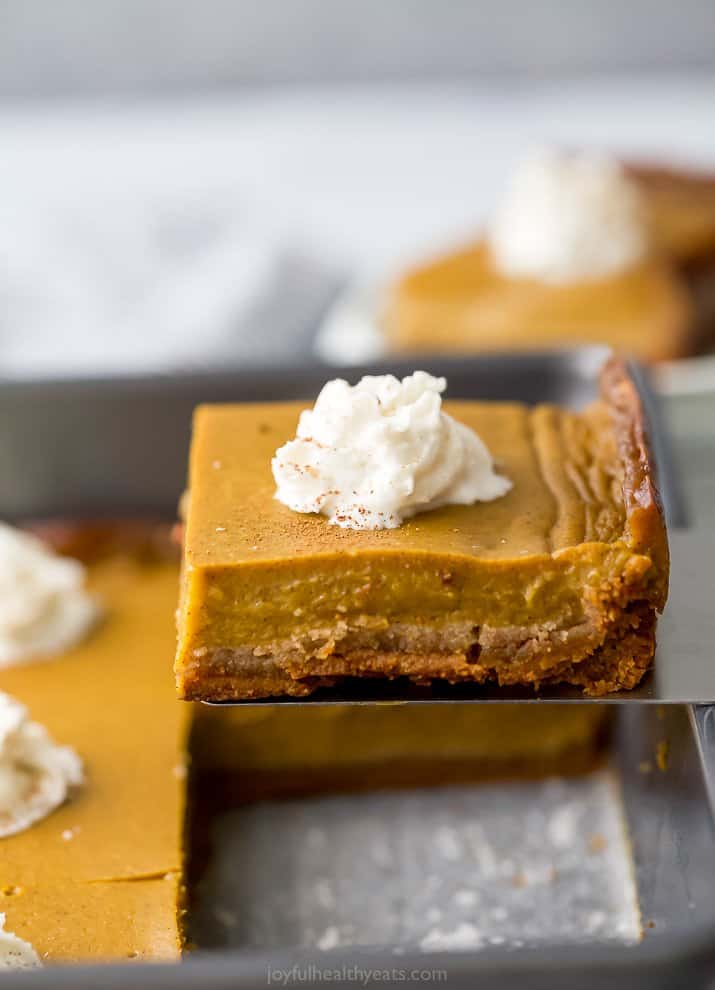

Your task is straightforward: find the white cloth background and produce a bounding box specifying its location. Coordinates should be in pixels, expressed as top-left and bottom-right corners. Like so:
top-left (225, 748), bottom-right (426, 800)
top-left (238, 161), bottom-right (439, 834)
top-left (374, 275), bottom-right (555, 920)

top-left (2, 75), bottom-right (715, 377)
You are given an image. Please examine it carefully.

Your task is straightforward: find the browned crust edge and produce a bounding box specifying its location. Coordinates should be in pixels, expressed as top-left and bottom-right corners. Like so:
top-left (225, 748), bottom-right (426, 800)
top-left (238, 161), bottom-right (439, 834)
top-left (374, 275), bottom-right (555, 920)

top-left (598, 355), bottom-right (670, 610)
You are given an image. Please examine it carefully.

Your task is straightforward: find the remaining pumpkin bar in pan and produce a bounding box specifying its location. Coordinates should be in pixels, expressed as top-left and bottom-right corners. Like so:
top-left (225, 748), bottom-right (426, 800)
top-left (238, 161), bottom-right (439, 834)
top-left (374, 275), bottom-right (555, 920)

top-left (175, 357), bottom-right (668, 702)
top-left (3, 878), bottom-right (182, 964)
top-left (191, 703), bottom-right (611, 803)
top-left (0, 533), bottom-right (187, 963)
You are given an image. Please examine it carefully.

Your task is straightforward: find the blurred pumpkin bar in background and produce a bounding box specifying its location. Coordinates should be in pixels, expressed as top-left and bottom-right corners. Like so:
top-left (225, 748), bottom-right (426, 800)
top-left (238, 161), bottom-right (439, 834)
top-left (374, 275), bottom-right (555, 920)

top-left (386, 151), bottom-right (715, 363)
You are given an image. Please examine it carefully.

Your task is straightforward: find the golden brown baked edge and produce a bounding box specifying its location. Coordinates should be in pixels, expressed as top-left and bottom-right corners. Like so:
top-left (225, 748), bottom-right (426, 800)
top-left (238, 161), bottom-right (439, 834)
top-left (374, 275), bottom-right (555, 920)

top-left (598, 355), bottom-right (670, 610)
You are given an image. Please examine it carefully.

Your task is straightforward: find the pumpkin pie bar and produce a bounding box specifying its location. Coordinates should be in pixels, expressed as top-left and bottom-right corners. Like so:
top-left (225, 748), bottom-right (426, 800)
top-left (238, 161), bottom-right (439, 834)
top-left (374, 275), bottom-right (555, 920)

top-left (0, 534), bottom-right (187, 963)
top-left (175, 358), bottom-right (668, 701)
top-left (387, 160), bottom-right (715, 363)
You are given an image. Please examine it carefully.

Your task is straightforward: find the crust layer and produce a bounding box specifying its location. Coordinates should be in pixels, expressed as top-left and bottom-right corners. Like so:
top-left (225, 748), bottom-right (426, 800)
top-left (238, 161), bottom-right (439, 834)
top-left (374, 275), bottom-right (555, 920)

top-left (179, 600), bottom-right (655, 701)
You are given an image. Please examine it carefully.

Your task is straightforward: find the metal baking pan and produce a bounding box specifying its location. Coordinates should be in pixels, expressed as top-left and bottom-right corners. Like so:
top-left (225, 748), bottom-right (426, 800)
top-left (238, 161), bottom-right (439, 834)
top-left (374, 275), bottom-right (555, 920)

top-left (0, 350), bottom-right (713, 987)
top-left (0, 347), bottom-right (709, 702)
top-left (4, 704), bottom-right (715, 990)
top-left (187, 704), bottom-right (715, 988)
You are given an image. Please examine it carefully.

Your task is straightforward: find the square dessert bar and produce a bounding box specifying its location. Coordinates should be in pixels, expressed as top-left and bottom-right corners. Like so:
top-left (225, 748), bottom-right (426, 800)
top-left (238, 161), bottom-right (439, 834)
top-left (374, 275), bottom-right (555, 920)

top-left (175, 359), bottom-right (668, 701)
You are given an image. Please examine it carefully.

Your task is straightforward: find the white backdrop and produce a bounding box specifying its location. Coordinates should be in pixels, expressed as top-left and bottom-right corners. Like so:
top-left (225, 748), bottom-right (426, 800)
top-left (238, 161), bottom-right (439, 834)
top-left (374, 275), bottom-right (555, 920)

top-left (2, 75), bottom-right (715, 375)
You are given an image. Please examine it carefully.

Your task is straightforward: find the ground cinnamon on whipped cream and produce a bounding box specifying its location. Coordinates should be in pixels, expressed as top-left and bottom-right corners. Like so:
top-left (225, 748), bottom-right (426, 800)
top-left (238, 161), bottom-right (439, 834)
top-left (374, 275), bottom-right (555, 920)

top-left (272, 371), bottom-right (512, 530)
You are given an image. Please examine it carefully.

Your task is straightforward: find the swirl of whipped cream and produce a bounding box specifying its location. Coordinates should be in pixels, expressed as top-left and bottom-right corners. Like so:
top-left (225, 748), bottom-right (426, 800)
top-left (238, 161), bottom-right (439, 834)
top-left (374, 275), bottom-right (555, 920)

top-left (272, 371), bottom-right (511, 530)
top-left (0, 692), bottom-right (83, 838)
top-left (0, 523), bottom-right (100, 668)
top-left (487, 149), bottom-right (648, 284)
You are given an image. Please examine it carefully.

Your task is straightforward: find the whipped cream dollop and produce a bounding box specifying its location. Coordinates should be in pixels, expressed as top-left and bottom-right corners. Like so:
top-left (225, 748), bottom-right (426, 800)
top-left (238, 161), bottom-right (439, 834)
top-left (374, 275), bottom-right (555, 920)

top-left (0, 914), bottom-right (41, 970)
top-left (0, 523), bottom-right (99, 668)
top-left (272, 371), bottom-right (512, 530)
top-left (0, 914), bottom-right (40, 970)
top-left (487, 149), bottom-right (648, 284)
top-left (0, 692), bottom-right (83, 837)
